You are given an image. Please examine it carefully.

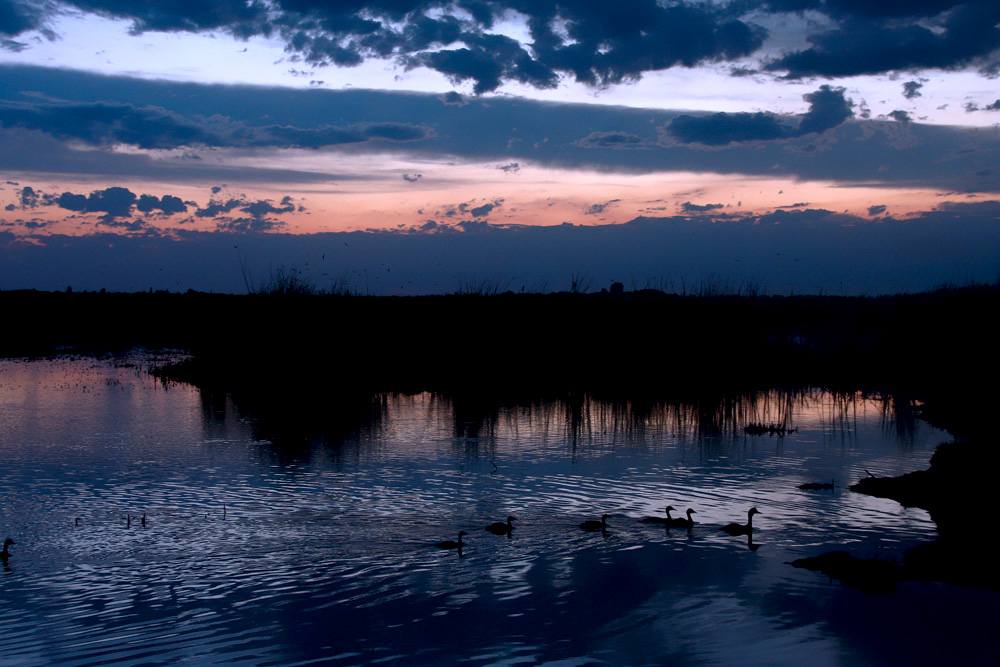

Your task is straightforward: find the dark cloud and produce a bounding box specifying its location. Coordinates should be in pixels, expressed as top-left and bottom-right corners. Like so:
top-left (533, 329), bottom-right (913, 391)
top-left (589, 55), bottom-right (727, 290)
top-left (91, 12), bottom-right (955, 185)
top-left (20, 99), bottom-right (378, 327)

top-left (196, 195), bottom-right (297, 219)
top-left (136, 194), bottom-right (188, 215)
top-left (766, 3), bottom-right (1000, 78)
top-left (457, 219), bottom-right (492, 232)
top-left (0, 98), bottom-right (431, 150)
top-left (439, 91), bottom-right (466, 106)
top-left (585, 199), bottom-right (621, 215)
top-left (195, 198), bottom-right (244, 218)
top-left (216, 217), bottom-right (286, 233)
top-left (887, 110), bottom-right (912, 122)
top-left (681, 202), bottom-right (725, 213)
top-left (0, 0), bottom-right (43, 37)
top-left (667, 112), bottom-right (791, 146)
top-left (4, 1), bottom-right (999, 93)
top-left (416, 33), bottom-right (558, 94)
top-left (496, 162), bottom-right (520, 173)
top-left (5, 1), bottom-right (767, 94)
top-left (868, 204), bottom-right (887, 216)
top-left (20, 219), bottom-right (52, 229)
top-left (902, 81), bottom-right (923, 99)
top-left (798, 85), bottom-right (855, 134)
top-left (241, 196), bottom-right (296, 219)
top-left (402, 173), bottom-right (423, 182)
top-left (57, 186), bottom-right (137, 219)
top-left (17, 185), bottom-right (44, 208)
top-left (470, 202), bottom-right (496, 217)
top-left (59, 0), bottom-right (270, 36)
top-left (1, 65), bottom-right (997, 193)
top-left (986, 100), bottom-right (1000, 111)
top-left (576, 131), bottom-right (647, 149)
top-left (1, 38), bottom-right (28, 51)
top-left (666, 85), bottom-right (852, 145)
top-left (8, 184), bottom-right (193, 219)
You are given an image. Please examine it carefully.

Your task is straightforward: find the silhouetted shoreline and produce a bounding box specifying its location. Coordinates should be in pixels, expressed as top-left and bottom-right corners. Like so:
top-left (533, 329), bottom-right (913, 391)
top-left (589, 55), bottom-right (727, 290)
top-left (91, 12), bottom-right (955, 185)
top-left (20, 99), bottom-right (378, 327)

top-left (3, 285), bottom-right (997, 589)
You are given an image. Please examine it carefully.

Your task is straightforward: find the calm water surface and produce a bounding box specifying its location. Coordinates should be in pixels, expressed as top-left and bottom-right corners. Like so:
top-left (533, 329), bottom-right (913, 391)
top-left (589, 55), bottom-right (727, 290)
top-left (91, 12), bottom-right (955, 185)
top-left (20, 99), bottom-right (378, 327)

top-left (0, 353), bottom-right (995, 666)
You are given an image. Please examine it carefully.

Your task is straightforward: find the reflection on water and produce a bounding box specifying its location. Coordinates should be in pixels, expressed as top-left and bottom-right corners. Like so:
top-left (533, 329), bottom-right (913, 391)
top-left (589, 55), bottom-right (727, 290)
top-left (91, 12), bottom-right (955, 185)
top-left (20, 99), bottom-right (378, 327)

top-left (0, 353), bottom-right (995, 666)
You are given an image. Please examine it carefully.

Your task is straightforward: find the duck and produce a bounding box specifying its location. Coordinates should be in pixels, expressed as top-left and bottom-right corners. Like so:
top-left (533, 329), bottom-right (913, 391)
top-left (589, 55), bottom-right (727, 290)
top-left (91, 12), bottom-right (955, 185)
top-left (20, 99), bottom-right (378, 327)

top-left (435, 531), bottom-right (468, 549)
top-left (721, 507), bottom-right (760, 536)
top-left (667, 508), bottom-right (696, 529)
top-left (486, 516), bottom-right (517, 535)
top-left (641, 506), bottom-right (677, 524)
top-left (1, 538), bottom-right (15, 560)
top-left (579, 514), bottom-right (610, 532)
top-left (798, 479), bottom-right (835, 491)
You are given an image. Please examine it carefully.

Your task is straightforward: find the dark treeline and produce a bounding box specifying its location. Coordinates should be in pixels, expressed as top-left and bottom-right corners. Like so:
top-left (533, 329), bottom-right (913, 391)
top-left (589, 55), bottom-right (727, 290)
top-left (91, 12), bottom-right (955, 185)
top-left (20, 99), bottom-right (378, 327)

top-left (2, 285), bottom-right (995, 432)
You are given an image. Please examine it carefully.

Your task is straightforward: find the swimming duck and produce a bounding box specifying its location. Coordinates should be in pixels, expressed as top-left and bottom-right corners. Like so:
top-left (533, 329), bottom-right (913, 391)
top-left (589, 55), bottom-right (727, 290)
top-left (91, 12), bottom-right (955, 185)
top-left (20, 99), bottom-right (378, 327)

top-left (798, 479), bottom-right (835, 491)
top-left (721, 507), bottom-right (760, 536)
top-left (641, 506), bottom-right (677, 524)
top-left (435, 531), bottom-right (468, 549)
top-left (667, 508), bottom-right (696, 529)
top-left (579, 514), bottom-right (610, 531)
top-left (486, 516), bottom-right (517, 535)
top-left (1, 538), bottom-right (15, 560)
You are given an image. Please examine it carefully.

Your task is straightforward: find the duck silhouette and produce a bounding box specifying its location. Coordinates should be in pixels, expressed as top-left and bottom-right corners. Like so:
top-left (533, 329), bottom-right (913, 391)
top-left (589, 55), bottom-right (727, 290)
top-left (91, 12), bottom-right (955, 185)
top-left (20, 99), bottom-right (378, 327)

top-left (667, 508), bottom-right (696, 529)
top-left (798, 479), bottom-right (835, 491)
top-left (579, 514), bottom-right (610, 532)
top-left (1, 538), bottom-right (15, 562)
top-left (641, 506), bottom-right (677, 524)
top-left (486, 516), bottom-right (517, 535)
top-left (721, 507), bottom-right (760, 536)
top-left (435, 531), bottom-right (468, 550)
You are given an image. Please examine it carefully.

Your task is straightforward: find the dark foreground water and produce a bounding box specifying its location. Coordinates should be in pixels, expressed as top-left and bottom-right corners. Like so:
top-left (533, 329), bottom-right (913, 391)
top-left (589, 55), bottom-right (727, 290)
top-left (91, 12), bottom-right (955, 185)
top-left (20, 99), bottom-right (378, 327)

top-left (0, 353), bottom-right (995, 666)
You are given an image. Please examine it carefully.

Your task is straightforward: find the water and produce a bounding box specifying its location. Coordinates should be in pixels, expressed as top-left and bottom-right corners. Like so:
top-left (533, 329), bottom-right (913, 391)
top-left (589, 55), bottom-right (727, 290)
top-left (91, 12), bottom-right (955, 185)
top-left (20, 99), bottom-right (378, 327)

top-left (0, 353), bottom-right (995, 665)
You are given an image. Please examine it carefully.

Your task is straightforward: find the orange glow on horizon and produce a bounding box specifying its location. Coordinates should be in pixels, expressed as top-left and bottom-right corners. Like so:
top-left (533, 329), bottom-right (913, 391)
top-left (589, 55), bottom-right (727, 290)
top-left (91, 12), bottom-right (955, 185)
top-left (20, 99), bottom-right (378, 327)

top-left (0, 158), bottom-right (984, 237)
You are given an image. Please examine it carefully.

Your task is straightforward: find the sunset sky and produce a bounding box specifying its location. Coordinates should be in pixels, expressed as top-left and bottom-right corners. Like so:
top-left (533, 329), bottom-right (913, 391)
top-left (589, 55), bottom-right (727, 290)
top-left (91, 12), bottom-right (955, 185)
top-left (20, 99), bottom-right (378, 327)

top-left (1, 1), bottom-right (999, 294)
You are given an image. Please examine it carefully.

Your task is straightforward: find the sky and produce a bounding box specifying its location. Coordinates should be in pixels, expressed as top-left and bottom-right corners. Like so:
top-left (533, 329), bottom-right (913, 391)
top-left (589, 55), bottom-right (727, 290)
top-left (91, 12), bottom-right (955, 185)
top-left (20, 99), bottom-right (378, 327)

top-left (1, 0), bottom-right (999, 295)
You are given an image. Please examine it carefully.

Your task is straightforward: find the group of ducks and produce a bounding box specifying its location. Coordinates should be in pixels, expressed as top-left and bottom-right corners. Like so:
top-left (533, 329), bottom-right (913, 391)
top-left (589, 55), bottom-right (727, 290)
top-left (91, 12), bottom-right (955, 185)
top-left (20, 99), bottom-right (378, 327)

top-left (1, 508), bottom-right (763, 561)
top-left (435, 507), bottom-right (762, 551)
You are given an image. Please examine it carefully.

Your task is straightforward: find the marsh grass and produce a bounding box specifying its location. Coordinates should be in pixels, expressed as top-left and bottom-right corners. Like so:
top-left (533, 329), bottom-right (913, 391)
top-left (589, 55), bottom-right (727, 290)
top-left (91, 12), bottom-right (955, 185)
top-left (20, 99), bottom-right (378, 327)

top-left (569, 271), bottom-right (593, 294)
top-left (454, 276), bottom-right (512, 296)
top-left (242, 259), bottom-right (356, 296)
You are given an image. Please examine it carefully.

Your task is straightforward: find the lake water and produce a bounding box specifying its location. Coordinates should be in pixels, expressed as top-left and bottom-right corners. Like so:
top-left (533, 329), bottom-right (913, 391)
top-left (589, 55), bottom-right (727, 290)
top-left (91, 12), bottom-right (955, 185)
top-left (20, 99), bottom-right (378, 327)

top-left (0, 353), bottom-right (996, 666)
